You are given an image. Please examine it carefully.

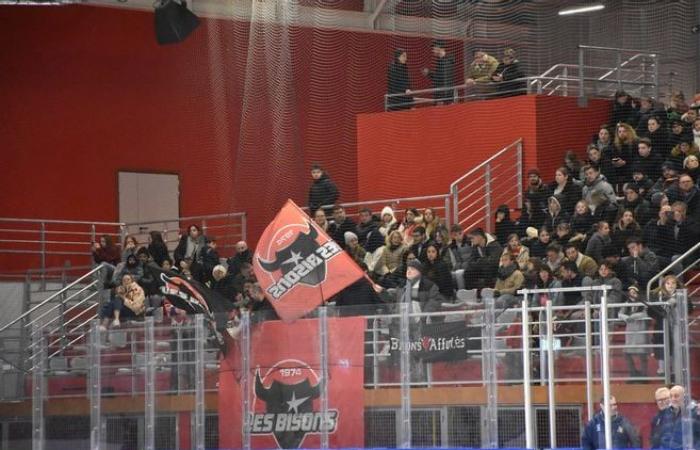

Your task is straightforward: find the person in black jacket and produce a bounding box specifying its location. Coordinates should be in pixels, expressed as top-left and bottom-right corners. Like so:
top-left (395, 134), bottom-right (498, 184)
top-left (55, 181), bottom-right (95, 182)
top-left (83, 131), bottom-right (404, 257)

top-left (210, 264), bottom-right (237, 305)
top-left (147, 231), bottom-right (170, 267)
top-left (331, 205), bottom-right (357, 249)
top-left (632, 137), bottom-right (663, 182)
top-left (423, 40), bottom-right (455, 104)
top-left (464, 228), bottom-right (502, 289)
top-left (308, 164), bottom-right (339, 216)
top-left (525, 168), bottom-right (553, 228)
top-left (490, 48), bottom-right (525, 96)
top-left (611, 90), bottom-right (638, 126)
top-left (423, 243), bottom-right (455, 299)
top-left (387, 49), bottom-right (413, 111)
top-left (494, 205), bottom-right (517, 246)
top-left (226, 241), bottom-right (252, 278)
top-left (550, 167), bottom-right (582, 216)
top-left (646, 116), bottom-right (671, 159)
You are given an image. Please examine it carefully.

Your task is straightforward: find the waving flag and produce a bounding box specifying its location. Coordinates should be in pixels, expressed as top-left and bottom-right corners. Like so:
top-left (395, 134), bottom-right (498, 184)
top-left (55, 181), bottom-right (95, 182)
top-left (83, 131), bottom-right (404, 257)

top-left (253, 199), bottom-right (364, 322)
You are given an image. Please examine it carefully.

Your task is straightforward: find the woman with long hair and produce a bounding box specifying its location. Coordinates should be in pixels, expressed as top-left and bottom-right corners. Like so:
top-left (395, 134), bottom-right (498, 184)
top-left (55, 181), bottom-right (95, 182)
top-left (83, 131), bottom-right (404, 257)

top-left (147, 231), bottom-right (170, 266)
top-left (424, 243), bottom-right (454, 299)
top-left (610, 122), bottom-right (638, 188)
top-left (550, 166), bottom-right (582, 215)
top-left (611, 210), bottom-right (641, 257)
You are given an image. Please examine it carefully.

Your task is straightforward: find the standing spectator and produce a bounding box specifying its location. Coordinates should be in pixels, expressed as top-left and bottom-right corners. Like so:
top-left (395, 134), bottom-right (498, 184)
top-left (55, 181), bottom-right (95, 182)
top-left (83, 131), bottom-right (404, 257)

top-left (611, 122), bottom-right (638, 188)
top-left (200, 237), bottom-right (220, 284)
top-left (564, 243), bottom-right (598, 277)
top-left (147, 231), bottom-right (170, 267)
top-left (490, 48), bottom-right (525, 95)
top-left (551, 166), bottom-right (582, 216)
top-left (642, 204), bottom-right (675, 264)
top-left (210, 265), bottom-right (237, 304)
top-left (423, 40), bottom-right (456, 104)
top-left (386, 49), bottom-right (413, 111)
top-left (226, 240), bottom-right (252, 278)
top-left (668, 201), bottom-right (700, 259)
top-left (650, 275), bottom-right (683, 375)
top-left (92, 235), bottom-right (121, 267)
top-left (564, 150), bottom-right (584, 181)
top-left (174, 224), bottom-right (206, 270)
top-left (654, 385), bottom-right (700, 449)
top-left (618, 285), bottom-right (650, 378)
top-left (525, 168), bottom-right (553, 228)
top-left (308, 164), bottom-right (339, 216)
top-left (582, 396), bottom-right (641, 450)
top-left (650, 387), bottom-right (671, 449)
top-left (611, 90), bottom-right (638, 126)
top-left (464, 228), bottom-right (502, 289)
top-left (586, 221), bottom-right (612, 263)
top-left (331, 205), bottom-right (357, 249)
top-left (465, 50), bottom-right (499, 87)
top-left (647, 116), bottom-right (671, 159)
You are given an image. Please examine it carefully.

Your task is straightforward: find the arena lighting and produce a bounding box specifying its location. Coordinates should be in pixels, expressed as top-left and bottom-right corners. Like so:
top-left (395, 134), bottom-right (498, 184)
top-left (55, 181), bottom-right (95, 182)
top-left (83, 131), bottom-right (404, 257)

top-left (153, 0), bottom-right (200, 45)
top-left (558, 3), bottom-right (605, 16)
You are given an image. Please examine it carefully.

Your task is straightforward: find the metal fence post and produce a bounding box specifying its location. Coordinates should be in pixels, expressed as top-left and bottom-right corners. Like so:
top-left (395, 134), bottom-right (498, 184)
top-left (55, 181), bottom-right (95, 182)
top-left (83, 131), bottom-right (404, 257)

top-left (673, 290), bottom-right (694, 450)
top-left (521, 297), bottom-right (534, 450)
top-left (578, 47), bottom-right (586, 102)
top-left (201, 219), bottom-right (208, 237)
top-left (241, 214), bottom-right (248, 242)
top-left (483, 293), bottom-right (498, 448)
top-left (194, 315), bottom-right (205, 450)
top-left (484, 164), bottom-right (492, 233)
top-left (545, 300), bottom-right (556, 450)
top-left (652, 53), bottom-right (659, 100)
top-left (240, 311), bottom-right (252, 450)
top-left (616, 51), bottom-right (622, 91)
top-left (32, 324), bottom-right (45, 450)
top-left (516, 141), bottom-right (523, 209)
top-left (600, 287), bottom-right (613, 450)
top-left (318, 307), bottom-right (330, 449)
top-left (451, 185), bottom-right (459, 228)
top-left (584, 301), bottom-right (594, 422)
top-left (398, 301), bottom-right (411, 449)
top-left (89, 319), bottom-right (102, 449)
top-left (144, 317), bottom-right (156, 450)
top-left (444, 196), bottom-right (451, 229)
top-left (39, 222), bottom-right (46, 290)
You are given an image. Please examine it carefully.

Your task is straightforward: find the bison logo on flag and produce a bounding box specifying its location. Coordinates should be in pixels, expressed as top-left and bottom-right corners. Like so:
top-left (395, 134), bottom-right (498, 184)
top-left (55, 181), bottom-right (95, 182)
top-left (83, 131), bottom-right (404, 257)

top-left (250, 360), bottom-right (338, 448)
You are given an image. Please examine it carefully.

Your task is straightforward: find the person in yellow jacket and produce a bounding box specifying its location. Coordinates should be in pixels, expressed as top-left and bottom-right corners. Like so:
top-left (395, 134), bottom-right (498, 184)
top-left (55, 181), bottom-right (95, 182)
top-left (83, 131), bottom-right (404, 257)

top-left (465, 50), bottom-right (499, 86)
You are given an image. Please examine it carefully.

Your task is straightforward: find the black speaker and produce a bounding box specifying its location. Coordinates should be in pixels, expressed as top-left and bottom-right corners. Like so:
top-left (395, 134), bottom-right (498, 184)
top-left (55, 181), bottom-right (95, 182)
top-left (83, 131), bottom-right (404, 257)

top-left (154, 0), bottom-right (200, 45)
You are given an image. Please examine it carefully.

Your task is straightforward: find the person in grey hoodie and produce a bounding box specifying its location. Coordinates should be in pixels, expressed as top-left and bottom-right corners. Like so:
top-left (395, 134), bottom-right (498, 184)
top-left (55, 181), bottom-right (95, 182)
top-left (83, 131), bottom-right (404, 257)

top-left (582, 165), bottom-right (618, 206)
top-left (585, 221), bottom-right (612, 263)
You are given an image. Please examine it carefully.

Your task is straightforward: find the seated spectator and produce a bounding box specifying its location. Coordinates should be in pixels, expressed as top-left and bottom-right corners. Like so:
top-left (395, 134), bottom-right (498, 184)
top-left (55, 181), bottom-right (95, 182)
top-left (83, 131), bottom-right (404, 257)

top-left (650, 160), bottom-right (681, 198)
top-left (526, 226), bottom-right (552, 259)
top-left (621, 185), bottom-right (653, 226)
top-left (446, 224), bottom-right (472, 270)
top-left (308, 164), bottom-right (339, 216)
top-left (582, 261), bottom-right (623, 307)
top-left (433, 226), bottom-right (454, 267)
top-left (398, 208), bottom-right (420, 246)
top-left (559, 261), bottom-right (587, 306)
top-left (424, 243), bottom-right (455, 299)
top-left (99, 274), bottom-right (145, 329)
top-left (668, 174), bottom-right (700, 223)
top-left (683, 154), bottom-right (700, 183)
top-left (633, 137), bottom-right (663, 182)
top-left (611, 90), bottom-right (638, 126)
top-left (226, 240), bottom-right (252, 277)
top-left (331, 205), bottom-right (357, 249)
top-left (174, 224), bottom-right (206, 270)
top-left (544, 243), bottom-right (564, 273)
top-left (422, 208), bottom-right (439, 241)
top-left (248, 283), bottom-right (279, 321)
top-left (610, 122), bottom-right (638, 188)
top-left (502, 233), bottom-right (530, 270)
top-left (570, 200), bottom-right (595, 240)
top-left (92, 234), bottom-right (121, 267)
top-left (525, 169), bottom-right (553, 228)
top-left (581, 395), bottom-right (641, 450)
top-left (618, 285), bottom-right (650, 378)
top-left (618, 237), bottom-right (659, 288)
top-left (112, 254), bottom-right (143, 285)
top-left (313, 209), bottom-right (337, 236)
top-left (465, 50), bottom-right (499, 86)
top-left (611, 211), bottom-right (642, 257)
top-left (464, 228), bottom-right (502, 289)
top-left (544, 196), bottom-right (570, 231)
top-left (493, 253), bottom-right (525, 308)
top-left (582, 164), bottom-right (618, 207)
top-left (147, 231), bottom-right (170, 267)
top-left (635, 96), bottom-right (662, 136)
top-left (629, 165), bottom-right (655, 199)
top-left (344, 232), bottom-right (367, 268)
top-left (375, 230), bottom-right (407, 278)
top-left (670, 137), bottom-right (700, 169)
top-left (668, 201), bottom-right (700, 259)
top-left (564, 243), bottom-right (598, 277)
top-left (564, 150), bottom-right (584, 182)
top-left (356, 208), bottom-right (385, 252)
top-left (592, 125), bottom-right (613, 156)
top-left (553, 222), bottom-right (575, 247)
top-left (668, 118), bottom-right (690, 150)
top-left (378, 206), bottom-right (398, 237)
top-left (200, 237), bottom-right (220, 284)
top-left (233, 262), bottom-right (256, 295)
top-left (122, 235), bottom-right (139, 262)
top-left (533, 265), bottom-right (563, 306)
top-left (590, 191), bottom-right (619, 225)
top-left (210, 265), bottom-right (237, 304)
top-left (409, 226), bottom-right (429, 262)
top-left (494, 204), bottom-right (517, 246)
top-left (551, 166), bottom-right (582, 215)
top-left (586, 221), bottom-right (612, 263)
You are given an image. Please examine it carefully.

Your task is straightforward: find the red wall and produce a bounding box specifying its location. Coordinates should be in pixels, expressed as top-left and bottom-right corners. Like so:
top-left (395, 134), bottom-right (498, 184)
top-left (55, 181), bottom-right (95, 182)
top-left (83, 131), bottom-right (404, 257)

top-left (357, 95), bottom-right (612, 200)
top-left (0, 5), bottom-right (463, 268)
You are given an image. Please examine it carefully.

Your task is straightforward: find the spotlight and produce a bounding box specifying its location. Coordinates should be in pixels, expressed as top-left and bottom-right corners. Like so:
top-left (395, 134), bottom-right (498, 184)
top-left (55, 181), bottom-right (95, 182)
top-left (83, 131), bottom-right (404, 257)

top-left (558, 3), bottom-right (605, 16)
top-left (154, 0), bottom-right (200, 45)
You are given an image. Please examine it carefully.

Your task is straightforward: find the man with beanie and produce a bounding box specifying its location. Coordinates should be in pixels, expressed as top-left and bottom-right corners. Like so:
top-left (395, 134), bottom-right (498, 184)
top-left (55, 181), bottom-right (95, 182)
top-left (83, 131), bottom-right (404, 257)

top-left (381, 259), bottom-right (444, 323)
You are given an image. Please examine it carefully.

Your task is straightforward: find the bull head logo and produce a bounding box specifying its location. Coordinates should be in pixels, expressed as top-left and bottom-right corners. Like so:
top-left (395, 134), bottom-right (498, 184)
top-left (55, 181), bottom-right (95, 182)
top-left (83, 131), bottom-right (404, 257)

top-left (257, 222), bottom-right (326, 286)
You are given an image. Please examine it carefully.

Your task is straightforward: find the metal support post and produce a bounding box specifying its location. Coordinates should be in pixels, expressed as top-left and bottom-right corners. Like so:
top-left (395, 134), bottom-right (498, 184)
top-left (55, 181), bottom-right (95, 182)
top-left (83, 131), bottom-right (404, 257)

top-left (483, 295), bottom-right (498, 448)
top-left (241, 311), bottom-right (252, 450)
top-left (672, 290), bottom-right (694, 450)
top-left (484, 164), bottom-right (492, 233)
top-left (516, 141), bottom-right (523, 209)
top-left (600, 287), bottom-right (613, 450)
top-left (39, 222), bottom-right (46, 289)
top-left (616, 51), bottom-right (623, 90)
top-left (89, 320), bottom-right (102, 449)
top-left (545, 300), bottom-right (556, 450)
top-left (32, 324), bottom-right (46, 450)
top-left (578, 47), bottom-right (587, 106)
top-left (241, 214), bottom-right (247, 242)
top-left (144, 317), bottom-right (156, 450)
top-left (584, 301), bottom-right (594, 422)
top-left (193, 315), bottom-right (205, 450)
top-left (398, 301), bottom-right (411, 449)
top-left (201, 219), bottom-right (208, 236)
top-left (318, 307), bottom-right (330, 449)
top-left (521, 297), bottom-right (534, 450)
top-left (563, 66), bottom-right (569, 96)
top-left (663, 318), bottom-right (672, 384)
top-left (444, 196), bottom-right (451, 229)
top-left (451, 185), bottom-right (459, 228)
top-left (372, 318), bottom-right (379, 387)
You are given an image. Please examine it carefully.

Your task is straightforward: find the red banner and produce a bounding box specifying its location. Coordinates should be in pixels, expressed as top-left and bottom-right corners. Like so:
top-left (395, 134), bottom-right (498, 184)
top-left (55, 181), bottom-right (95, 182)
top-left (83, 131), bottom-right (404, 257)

top-left (219, 316), bottom-right (366, 449)
top-left (253, 199), bottom-right (365, 322)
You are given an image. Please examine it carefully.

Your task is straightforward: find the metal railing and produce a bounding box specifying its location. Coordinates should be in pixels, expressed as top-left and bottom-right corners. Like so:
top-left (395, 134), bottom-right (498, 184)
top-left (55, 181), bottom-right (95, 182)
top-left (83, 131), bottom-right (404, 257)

top-left (0, 212), bottom-right (247, 275)
top-left (449, 139), bottom-right (523, 233)
top-left (646, 241), bottom-right (700, 301)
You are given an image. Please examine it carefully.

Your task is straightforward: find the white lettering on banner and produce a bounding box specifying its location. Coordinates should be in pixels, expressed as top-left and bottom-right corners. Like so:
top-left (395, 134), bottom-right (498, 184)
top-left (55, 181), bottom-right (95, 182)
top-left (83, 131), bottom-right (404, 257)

top-left (248, 411), bottom-right (339, 434)
top-left (389, 336), bottom-right (467, 353)
top-left (266, 241), bottom-right (342, 300)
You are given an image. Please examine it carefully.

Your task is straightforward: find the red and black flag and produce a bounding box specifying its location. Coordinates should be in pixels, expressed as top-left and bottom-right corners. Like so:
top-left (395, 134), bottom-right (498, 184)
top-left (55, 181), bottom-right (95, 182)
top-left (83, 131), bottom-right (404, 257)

top-left (253, 199), bottom-right (365, 322)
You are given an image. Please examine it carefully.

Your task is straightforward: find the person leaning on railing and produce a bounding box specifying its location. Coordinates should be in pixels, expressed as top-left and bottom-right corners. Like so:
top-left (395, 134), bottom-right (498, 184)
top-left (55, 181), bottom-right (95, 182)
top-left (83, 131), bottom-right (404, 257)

top-left (489, 48), bottom-right (525, 96)
top-left (648, 274), bottom-right (684, 376)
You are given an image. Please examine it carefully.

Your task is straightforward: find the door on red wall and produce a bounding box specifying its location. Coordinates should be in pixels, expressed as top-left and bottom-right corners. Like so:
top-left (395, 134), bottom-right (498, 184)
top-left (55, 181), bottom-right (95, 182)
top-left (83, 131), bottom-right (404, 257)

top-left (118, 172), bottom-right (180, 248)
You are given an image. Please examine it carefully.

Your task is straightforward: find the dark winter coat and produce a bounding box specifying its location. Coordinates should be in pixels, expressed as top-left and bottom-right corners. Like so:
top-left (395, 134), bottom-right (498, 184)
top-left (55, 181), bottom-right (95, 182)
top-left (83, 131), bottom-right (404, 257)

top-left (308, 173), bottom-right (339, 214)
top-left (423, 258), bottom-right (455, 299)
top-left (492, 60), bottom-right (525, 93)
top-left (582, 412), bottom-right (640, 450)
top-left (387, 61), bottom-right (413, 110)
top-left (551, 180), bottom-right (583, 216)
top-left (428, 55), bottom-right (456, 102)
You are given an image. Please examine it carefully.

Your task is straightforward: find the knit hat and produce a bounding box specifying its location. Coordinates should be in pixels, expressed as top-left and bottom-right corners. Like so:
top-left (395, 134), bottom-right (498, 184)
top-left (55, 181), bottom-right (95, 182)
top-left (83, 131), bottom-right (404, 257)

top-left (344, 231), bottom-right (358, 245)
top-left (407, 259), bottom-right (424, 273)
top-left (527, 168), bottom-right (541, 177)
top-left (526, 227), bottom-right (539, 239)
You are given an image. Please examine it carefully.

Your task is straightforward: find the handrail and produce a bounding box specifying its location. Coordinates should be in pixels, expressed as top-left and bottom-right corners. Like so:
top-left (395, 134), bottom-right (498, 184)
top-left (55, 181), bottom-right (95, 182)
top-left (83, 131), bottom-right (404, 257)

top-left (315, 193), bottom-right (450, 212)
top-left (0, 263), bottom-right (108, 335)
top-left (646, 241), bottom-right (700, 300)
top-left (122, 212), bottom-right (246, 227)
top-left (578, 44), bottom-right (657, 55)
top-left (449, 139), bottom-right (522, 189)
